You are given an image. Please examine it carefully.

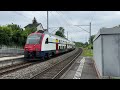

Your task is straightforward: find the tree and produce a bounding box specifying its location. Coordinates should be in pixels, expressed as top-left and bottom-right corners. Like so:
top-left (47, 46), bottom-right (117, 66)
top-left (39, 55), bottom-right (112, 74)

top-left (7, 24), bottom-right (22, 31)
top-left (0, 22), bottom-right (41, 47)
top-left (89, 35), bottom-right (95, 45)
top-left (55, 27), bottom-right (65, 38)
top-left (87, 35), bottom-right (96, 49)
top-left (75, 42), bottom-right (84, 47)
top-left (84, 42), bottom-right (89, 48)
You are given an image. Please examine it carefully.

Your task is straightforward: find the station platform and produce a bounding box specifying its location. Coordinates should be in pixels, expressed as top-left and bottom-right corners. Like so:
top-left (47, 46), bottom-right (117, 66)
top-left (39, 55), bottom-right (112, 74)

top-left (0, 55), bottom-right (24, 62)
top-left (60, 56), bottom-right (99, 79)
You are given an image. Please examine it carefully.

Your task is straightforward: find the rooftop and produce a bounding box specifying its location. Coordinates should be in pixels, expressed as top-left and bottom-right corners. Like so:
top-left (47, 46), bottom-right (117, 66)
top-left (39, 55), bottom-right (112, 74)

top-left (93, 27), bottom-right (120, 41)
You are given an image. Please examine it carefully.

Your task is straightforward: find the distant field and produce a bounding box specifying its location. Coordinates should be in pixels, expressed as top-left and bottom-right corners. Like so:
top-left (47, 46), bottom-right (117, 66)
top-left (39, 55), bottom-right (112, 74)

top-left (81, 48), bottom-right (93, 57)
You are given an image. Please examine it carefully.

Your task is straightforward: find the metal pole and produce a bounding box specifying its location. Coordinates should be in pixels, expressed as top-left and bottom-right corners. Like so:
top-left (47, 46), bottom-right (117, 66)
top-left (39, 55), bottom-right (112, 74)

top-left (89, 22), bottom-right (91, 44)
top-left (47, 11), bottom-right (48, 32)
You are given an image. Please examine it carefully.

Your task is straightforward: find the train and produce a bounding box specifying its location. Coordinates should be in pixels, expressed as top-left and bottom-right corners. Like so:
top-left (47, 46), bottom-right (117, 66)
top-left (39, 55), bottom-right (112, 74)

top-left (24, 31), bottom-right (75, 60)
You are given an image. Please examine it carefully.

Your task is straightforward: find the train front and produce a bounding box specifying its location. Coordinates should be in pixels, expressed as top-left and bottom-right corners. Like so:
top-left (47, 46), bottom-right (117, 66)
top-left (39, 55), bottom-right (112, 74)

top-left (24, 33), bottom-right (43, 59)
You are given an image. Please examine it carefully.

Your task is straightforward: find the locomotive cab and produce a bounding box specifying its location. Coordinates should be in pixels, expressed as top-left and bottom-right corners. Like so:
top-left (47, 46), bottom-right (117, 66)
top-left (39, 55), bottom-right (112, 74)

top-left (24, 33), bottom-right (43, 58)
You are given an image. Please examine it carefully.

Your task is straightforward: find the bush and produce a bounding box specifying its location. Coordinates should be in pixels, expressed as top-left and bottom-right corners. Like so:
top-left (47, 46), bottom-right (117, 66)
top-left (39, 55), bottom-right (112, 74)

top-left (0, 24), bottom-right (35, 47)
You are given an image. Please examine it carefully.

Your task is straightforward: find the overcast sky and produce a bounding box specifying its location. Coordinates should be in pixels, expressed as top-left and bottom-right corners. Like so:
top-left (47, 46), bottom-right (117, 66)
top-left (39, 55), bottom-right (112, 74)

top-left (0, 11), bottom-right (120, 43)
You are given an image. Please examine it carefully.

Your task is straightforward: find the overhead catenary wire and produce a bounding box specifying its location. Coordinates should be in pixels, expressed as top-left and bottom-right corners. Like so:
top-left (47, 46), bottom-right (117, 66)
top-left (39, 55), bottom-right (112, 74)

top-left (47, 11), bottom-right (65, 33)
top-left (58, 11), bottom-right (95, 43)
top-left (54, 11), bottom-right (87, 41)
top-left (48, 11), bottom-right (71, 39)
top-left (58, 11), bottom-right (88, 42)
top-left (90, 11), bottom-right (96, 23)
top-left (50, 11), bottom-right (64, 27)
top-left (12, 11), bottom-right (32, 22)
top-left (56, 12), bottom-right (78, 30)
top-left (58, 11), bottom-right (89, 33)
top-left (30, 11), bottom-right (47, 29)
top-left (50, 27), bottom-right (60, 34)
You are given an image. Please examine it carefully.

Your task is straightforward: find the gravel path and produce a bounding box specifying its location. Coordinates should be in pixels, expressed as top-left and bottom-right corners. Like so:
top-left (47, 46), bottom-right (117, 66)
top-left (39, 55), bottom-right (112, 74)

top-left (0, 48), bottom-right (78, 79)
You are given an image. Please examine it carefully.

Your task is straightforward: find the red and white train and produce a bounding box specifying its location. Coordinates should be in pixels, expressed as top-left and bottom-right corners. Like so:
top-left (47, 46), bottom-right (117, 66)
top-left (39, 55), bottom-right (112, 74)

top-left (24, 31), bottom-right (75, 59)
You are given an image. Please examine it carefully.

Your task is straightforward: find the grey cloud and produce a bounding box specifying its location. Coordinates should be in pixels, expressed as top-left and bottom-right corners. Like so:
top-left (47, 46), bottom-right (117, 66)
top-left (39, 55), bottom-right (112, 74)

top-left (1, 11), bottom-right (120, 43)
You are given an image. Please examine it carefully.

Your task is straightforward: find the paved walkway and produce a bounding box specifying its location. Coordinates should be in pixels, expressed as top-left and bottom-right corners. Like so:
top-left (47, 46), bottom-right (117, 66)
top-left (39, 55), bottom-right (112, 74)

top-left (80, 57), bottom-right (98, 79)
top-left (60, 56), bottom-right (98, 79)
top-left (0, 55), bottom-right (24, 62)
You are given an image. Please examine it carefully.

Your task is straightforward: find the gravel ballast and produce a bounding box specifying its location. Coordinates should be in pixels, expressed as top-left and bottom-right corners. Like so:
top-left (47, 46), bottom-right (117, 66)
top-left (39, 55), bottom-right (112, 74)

top-left (0, 49), bottom-right (78, 79)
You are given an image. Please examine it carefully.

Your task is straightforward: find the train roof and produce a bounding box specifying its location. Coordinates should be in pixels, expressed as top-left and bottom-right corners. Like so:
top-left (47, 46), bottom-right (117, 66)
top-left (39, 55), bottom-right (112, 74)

top-left (29, 31), bottom-right (74, 44)
top-left (44, 31), bottom-right (72, 42)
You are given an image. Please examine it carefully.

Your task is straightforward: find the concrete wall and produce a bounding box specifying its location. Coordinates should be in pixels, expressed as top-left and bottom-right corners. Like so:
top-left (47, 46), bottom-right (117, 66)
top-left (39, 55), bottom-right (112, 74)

top-left (93, 36), bottom-right (103, 76)
top-left (103, 35), bottom-right (120, 76)
top-left (93, 28), bottom-right (120, 77)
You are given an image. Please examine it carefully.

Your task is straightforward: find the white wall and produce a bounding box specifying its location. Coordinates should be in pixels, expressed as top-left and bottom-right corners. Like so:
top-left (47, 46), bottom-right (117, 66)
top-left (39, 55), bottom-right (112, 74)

top-left (93, 36), bottom-right (103, 76)
top-left (37, 24), bottom-right (44, 31)
top-left (103, 35), bottom-right (120, 76)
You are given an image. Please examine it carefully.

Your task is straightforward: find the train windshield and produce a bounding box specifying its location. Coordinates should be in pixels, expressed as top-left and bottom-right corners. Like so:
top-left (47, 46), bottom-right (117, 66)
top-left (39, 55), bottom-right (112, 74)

top-left (26, 34), bottom-right (41, 44)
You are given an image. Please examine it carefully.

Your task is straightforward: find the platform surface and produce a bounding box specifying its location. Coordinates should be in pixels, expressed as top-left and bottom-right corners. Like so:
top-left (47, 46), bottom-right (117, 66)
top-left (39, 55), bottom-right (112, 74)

top-left (60, 56), bottom-right (98, 79)
top-left (0, 55), bottom-right (24, 61)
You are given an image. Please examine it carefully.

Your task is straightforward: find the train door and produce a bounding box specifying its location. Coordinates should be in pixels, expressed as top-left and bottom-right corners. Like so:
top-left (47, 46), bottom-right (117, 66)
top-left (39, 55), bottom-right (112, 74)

top-left (56, 39), bottom-right (58, 54)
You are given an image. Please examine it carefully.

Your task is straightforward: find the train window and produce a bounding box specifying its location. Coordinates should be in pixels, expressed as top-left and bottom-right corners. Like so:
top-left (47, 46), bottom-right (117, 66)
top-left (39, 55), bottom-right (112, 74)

top-left (26, 34), bottom-right (41, 44)
top-left (45, 38), bottom-right (48, 44)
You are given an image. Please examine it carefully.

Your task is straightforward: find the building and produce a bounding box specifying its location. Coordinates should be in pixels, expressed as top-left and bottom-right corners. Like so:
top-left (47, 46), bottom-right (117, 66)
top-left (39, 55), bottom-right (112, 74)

top-left (24, 17), bottom-right (46, 32)
top-left (93, 27), bottom-right (120, 78)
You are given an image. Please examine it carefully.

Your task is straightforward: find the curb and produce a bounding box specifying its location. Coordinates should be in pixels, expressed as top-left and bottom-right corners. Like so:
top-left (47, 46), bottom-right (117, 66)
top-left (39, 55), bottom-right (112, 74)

top-left (92, 58), bottom-right (101, 79)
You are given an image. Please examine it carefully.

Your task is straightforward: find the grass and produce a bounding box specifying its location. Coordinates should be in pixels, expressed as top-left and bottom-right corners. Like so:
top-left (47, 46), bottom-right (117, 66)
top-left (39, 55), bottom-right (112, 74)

top-left (81, 48), bottom-right (93, 57)
top-left (110, 77), bottom-right (120, 79)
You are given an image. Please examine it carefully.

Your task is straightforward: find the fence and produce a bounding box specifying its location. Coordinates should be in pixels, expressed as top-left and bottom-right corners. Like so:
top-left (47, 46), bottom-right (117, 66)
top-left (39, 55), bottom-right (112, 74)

top-left (0, 46), bottom-right (24, 57)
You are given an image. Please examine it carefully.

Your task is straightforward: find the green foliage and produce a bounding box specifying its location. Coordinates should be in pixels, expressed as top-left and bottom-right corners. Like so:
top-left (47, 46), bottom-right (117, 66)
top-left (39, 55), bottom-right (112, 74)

top-left (75, 41), bottom-right (89, 48)
top-left (0, 17), bottom-right (39, 47)
top-left (75, 42), bottom-right (84, 47)
top-left (81, 48), bottom-right (93, 57)
top-left (89, 35), bottom-right (95, 44)
top-left (0, 24), bottom-right (36, 47)
top-left (84, 42), bottom-right (89, 48)
top-left (87, 44), bottom-right (93, 49)
top-left (55, 27), bottom-right (66, 38)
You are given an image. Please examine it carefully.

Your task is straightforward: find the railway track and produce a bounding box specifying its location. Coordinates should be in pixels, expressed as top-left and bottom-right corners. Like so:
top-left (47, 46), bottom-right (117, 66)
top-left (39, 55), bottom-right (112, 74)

top-left (30, 48), bottom-right (82, 79)
top-left (0, 61), bottom-right (40, 76)
top-left (0, 49), bottom-right (76, 77)
top-left (0, 48), bottom-right (81, 79)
